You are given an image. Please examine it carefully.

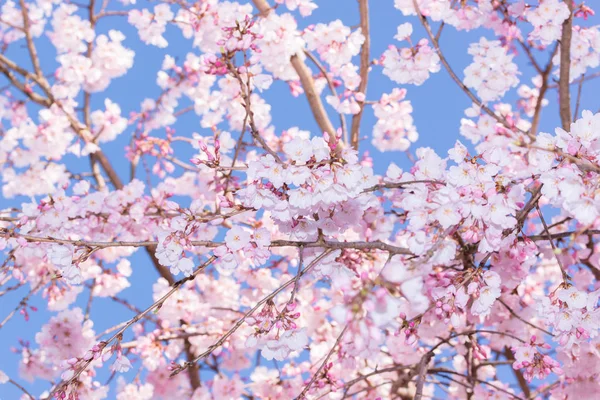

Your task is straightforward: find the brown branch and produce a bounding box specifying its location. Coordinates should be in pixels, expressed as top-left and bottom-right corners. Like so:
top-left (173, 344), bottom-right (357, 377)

top-left (252, 0), bottom-right (338, 146)
top-left (0, 230), bottom-right (413, 255)
top-left (558, 0), bottom-right (573, 130)
top-left (227, 59), bottom-right (283, 163)
top-left (530, 44), bottom-right (558, 136)
top-left (303, 50), bottom-right (347, 141)
top-left (414, 352), bottom-right (433, 400)
top-left (19, 0), bottom-right (43, 78)
top-left (350, 0), bottom-right (370, 150)
top-left (0, 64), bottom-right (50, 105)
top-left (432, 369), bottom-right (524, 400)
top-left (521, 229), bottom-right (600, 242)
top-left (548, 70), bottom-right (600, 88)
top-left (8, 378), bottom-right (35, 400)
top-left (497, 298), bottom-right (554, 336)
top-left (183, 326), bottom-right (202, 390)
top-left (573, 73), bottom-right (584, 120)
top-left (517, 40), bottom-right (543, 75)
top-left (503, 348), bottom-right (531, 398)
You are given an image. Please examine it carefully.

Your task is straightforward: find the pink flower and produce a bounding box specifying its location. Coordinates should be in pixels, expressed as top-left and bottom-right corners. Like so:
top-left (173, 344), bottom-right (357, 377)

top-left (225, 226), bottom-right (251, 252)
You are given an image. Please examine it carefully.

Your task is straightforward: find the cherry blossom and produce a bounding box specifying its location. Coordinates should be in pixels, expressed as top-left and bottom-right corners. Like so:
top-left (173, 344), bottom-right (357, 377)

top-left (381, 38), bottom-right (441, 85)
top-left (1, 1), bottom-right (600, 399)
top-left (463, 38), bottom-right (519, 102)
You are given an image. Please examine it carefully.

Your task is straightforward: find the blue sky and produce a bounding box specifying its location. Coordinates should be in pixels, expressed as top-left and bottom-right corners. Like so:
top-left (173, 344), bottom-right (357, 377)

top-left (1, 0), bottom-right (598, 398)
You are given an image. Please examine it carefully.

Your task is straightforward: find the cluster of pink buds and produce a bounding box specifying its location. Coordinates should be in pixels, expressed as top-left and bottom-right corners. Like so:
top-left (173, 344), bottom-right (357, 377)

top-left (324, 129), bottom-right (342, 152)
top-left (277, 301), bottom-right (302, 330)
top-left (248, 301), bottom-right (301, 336)
top-left (60, 343), bottom-right (104, 381)
top-left (575, 4), bottom-right (595, 19)
top-left (125, 129), bottom-right (175, 177)
top-left (432, 283), bottom-right (469, 327)
top-left (512, 336), bottom-right (562, 382)
top-left (335, 249), bottom-right (364, 274)
top-left (19, 304), bottom-right (37, 322)
top-left (218, 16), bottom-right (263, 53)
top-left (53, 388), bottom-right (78, 400)
top-left (201, 54), bottom-right (228, 75)
top-left (400, 313), bottom-right (419, 345)
top-left (247, 300), bottom-right (278, 333)
top-left (191, 137), bottom-right (221, 168)
top-left (216, 192), bottom-right (237, 210)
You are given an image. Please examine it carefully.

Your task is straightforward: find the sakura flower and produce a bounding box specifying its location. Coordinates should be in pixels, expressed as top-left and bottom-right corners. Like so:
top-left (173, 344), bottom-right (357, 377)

top-left (171, 257), bottom-right (195, 277)
top-left (283, 137), bottom-right (313, 164)
top-left (0, 369), bottom-right (8, 384)
top-left (111, 354), bottom-right (133, 373)
top-left (527, 0), bottom-right (570, 46)
top-left (471, 285), bottom-right (501, 317)
top-left (225, 226), bottom-right (252, 252)
top-left (463, 38), bottom-right (519, 102)
top-left (557, 287), bottom-right (589, 309)
top-left (394, 23), bottom-right (413, 41)
top-left (261, 329), bottom-right (308, 361)
top-left (366, 290), bottom-right (402, 328)
top-left (382, 39), bottom-right (441, 85)
top-left (48, 244), bottom-right (74, 269)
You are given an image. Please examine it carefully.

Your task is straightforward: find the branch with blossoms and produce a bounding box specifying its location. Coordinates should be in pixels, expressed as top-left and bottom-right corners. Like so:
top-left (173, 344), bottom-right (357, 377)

top-left (2, 0), bottom-right (600, 399)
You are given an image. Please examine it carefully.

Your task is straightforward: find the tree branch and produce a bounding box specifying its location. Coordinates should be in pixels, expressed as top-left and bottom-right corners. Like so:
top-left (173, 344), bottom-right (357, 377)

top-left (252, 0), bottom-right (338, 146)
top-left (558, 0), bottom-right (573, 130)
top-left (350, 0), bottom-right (370, 150)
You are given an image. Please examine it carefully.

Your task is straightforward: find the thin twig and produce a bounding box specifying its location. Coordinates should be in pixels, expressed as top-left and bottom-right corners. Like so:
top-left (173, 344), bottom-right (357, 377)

top-left (295, 324), bottom-right (348, 399)
top-left (171, 250), bottom-right (334, 377)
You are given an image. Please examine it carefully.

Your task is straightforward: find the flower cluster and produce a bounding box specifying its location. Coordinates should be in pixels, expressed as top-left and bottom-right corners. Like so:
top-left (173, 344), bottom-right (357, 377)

top-left (371, 88), bottom-right (418, 152)
top-left (526, 0), bottom-right (570, 46)
top-left (255, 13), bottom-right (305, 80)
top-left (237, 135), bottom-right (378, 241)
top-left (246, 302), bottom-right (308, 361)
top-left (128, 4), bottom-right (173, 48)
top-left (512, 336), bottom-right (563, 382)
top-left (214, 226), bottom-right (272, 275)
top-left (304, 20), bottom-right (365, 69)
top-left (3, 1), bottom-right (600, 399)
top-left (464, 38), bottom-right (519, 102)
top-left (537, 286), bottom-right (600, 348)
top-left (381, 38), bottom-right (441, 86)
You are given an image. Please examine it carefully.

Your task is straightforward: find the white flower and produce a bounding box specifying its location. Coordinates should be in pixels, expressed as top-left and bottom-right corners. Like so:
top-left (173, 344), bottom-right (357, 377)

top-left (281, 328), bottom-right (308, 351)
top-left (556, 309), bottom-right (579, 331)
top-left (368, 292), bottom-right (402, 328)
top-left (225, 226), bottom-right (251, 252)
top-left (48, 244), bottom-right (74, 268)
top-left (284, 137), bottom-right (313, 164)
top-left (471, 286), bottom-right (501, 316)
top-left (262, 338), bottom-right (289, 361)
top-left (557, 287), bottom-right (589, 309)
top-left (171, 257), bottom-right (194, 277)
top-left (394, 23), bottom-right (413, 41)
top-left (482, 271), bottom-right (501, 288)
top-left (0, 369), bottom-right (8, 384)
top-left (155, 236), bottom-right (183, 267)
top-left (111, 354), bottom-right (132, 373)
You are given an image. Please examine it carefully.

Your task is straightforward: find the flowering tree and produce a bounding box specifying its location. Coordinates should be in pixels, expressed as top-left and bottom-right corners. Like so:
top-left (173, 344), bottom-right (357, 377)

top-left (1, 0), bottom-right (600, 398)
